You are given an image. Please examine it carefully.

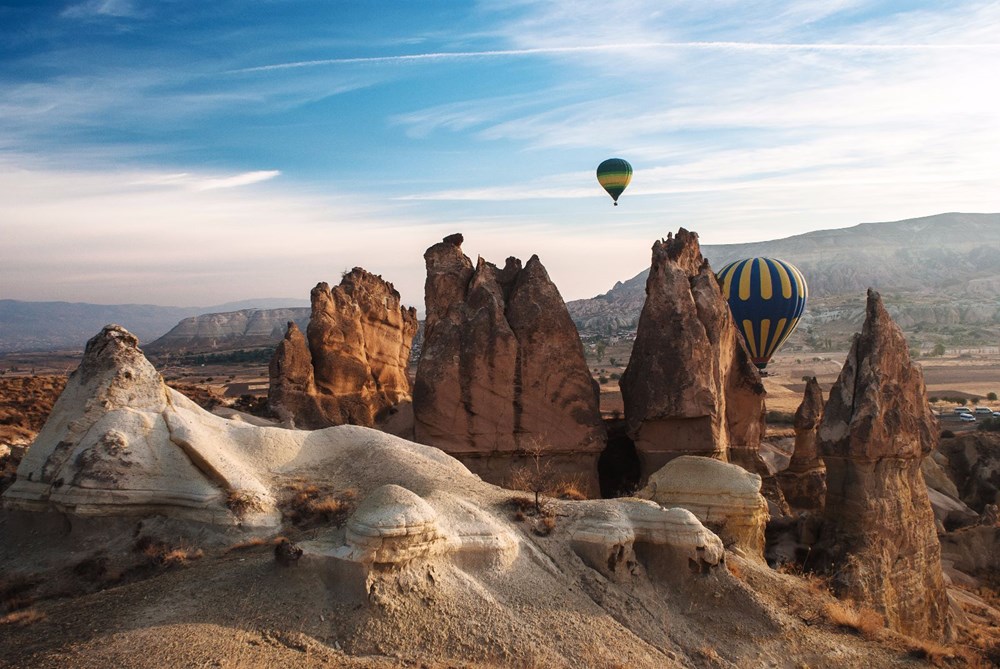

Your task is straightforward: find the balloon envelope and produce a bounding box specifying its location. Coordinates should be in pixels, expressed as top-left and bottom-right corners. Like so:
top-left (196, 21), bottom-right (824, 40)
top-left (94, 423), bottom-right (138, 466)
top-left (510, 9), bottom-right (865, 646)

top-left (596, 158), bottom-right (632, 205)
top-left (716, 257), bottom-right (807, 369)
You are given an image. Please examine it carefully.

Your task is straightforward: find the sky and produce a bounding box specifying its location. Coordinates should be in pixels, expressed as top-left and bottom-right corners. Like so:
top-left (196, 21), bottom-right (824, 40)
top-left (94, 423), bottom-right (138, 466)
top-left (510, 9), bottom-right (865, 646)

top-left (2, 1), bottom-right (999, 309)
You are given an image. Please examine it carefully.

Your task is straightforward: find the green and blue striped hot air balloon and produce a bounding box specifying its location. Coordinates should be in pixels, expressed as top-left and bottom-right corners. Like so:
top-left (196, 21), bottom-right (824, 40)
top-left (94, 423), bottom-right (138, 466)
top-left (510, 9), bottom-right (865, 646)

top-left (716, 257), bottom-right (808, 370)
top-left (596, 158), bottom-right (632, 206)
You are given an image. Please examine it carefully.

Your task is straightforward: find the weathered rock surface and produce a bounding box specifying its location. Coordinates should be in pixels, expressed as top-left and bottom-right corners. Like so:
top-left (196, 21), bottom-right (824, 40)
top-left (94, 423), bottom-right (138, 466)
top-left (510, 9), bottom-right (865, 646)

top-left (937, 431), bottom-right (1000, 512)
top-left (570, 498), bottom-right (725, 581)
top-left (777, 377), bottom-right (827, 510)
top-left (816, 289), bottom-right (949, 640)
top-left (1, 326), bottom-right (960, 669)
top-left (269, 269), bottom-right (418, 429)
top-left (413, 234), bottom-right (605, 493)
top-left (640, 455), bottom-right (769, 560)
top-left (619, 229), bottom-right (766, 482)
top-left (4, 325), bottom-right (279, 526)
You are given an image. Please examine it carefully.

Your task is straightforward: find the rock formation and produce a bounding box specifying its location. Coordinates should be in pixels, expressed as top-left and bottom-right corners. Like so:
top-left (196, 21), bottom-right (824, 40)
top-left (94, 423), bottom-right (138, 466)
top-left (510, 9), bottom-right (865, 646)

top-left (4, 325), bottom-right (279, 526)
top-left (570, 499), bottom-right (725, 581)
top-left (413, 234), bottom-right (605, 494)
top-left (640, 455), bottom-right (769, 560)
top-left (268, 268), bottom-right (418, 429)
top-left (777, 377), bottom-right (827, 509)
top-left (816, 289), bottom-right (949, 640)
top-left (937, 431), bottom-right (1000, 513)
top-left (5, 324), bottom-right (972, 669)
top-left (619, 229), bottom-right (766, 482)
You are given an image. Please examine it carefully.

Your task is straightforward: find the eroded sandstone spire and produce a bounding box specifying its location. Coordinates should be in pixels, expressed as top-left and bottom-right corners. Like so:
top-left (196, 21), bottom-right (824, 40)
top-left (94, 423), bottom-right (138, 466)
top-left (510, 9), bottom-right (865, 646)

top-left (777, 376), bottom-right (827, 509)
top-left (268, 268), bottom-right (418, 428)
top-left (413, 235), bottom-right (605, 493)
top-left (817, 289), bottom-right (949, 639)
top-left (619, 229), bottom-right (766, 482)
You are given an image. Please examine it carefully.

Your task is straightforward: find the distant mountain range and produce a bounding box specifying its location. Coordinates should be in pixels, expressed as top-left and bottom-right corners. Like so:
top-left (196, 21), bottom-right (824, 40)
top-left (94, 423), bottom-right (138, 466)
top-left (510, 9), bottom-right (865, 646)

top-left (4, 213), bottom-right (998, 355)
top-left (0, 298), bottom-right (309, 353)
top-left (567, 213), bottom-right (1000, 351)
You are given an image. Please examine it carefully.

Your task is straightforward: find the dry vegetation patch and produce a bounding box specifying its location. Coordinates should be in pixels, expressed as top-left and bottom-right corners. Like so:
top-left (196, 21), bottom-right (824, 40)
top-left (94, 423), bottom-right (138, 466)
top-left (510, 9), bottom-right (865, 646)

top-left (278, 480), bottom-right (358, 529)
top-left (226, 489), bottom-right (266, 517)
top-left (133, 536), bottom-right (204, 568)
top-left (0, 608), bottom-right (46, 626)
top-left (823, 600), bottom-right (884, 640)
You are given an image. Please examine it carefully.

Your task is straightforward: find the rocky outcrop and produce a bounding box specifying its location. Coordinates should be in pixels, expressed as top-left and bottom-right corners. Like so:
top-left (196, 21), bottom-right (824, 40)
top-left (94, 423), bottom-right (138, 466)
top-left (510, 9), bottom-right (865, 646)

top-left (145, 308), bottom-right (310, 355)
top-left (268, 269), bottom-right (418, 429)
top-left (640, 455), bottom-right (769, 560)
top-left (413, 234), bottom-right (605, 494)
top-left (937, 432), bottom-right (1000, 513)
top-left (777, 377), bottom-right (827, 509)
top-left (619, 229), bottom-right (766, 482)
top-left (570, 499), bottom-right (725, 581)
top-left (3, 325), bottom-right (278, 526)
top-left (816, 289), bottom-right (949, 640)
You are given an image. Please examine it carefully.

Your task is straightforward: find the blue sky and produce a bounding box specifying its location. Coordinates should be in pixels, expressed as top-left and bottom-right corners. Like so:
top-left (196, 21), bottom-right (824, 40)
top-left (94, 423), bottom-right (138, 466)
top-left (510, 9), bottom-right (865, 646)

top-left (2, 1), bottom-right (999, 309)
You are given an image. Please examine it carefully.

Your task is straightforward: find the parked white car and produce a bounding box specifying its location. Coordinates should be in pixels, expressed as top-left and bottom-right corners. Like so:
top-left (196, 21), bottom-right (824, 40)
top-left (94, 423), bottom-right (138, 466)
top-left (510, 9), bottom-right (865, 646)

top-left (960, 413), bottom-right (976, 422)
top-left (974, 407), bottom-right (993, 415)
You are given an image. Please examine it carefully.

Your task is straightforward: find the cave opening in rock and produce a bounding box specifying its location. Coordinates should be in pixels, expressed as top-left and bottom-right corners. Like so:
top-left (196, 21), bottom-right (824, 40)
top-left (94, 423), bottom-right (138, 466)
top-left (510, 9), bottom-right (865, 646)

top-left (598, 417), bottom-right (641, 498)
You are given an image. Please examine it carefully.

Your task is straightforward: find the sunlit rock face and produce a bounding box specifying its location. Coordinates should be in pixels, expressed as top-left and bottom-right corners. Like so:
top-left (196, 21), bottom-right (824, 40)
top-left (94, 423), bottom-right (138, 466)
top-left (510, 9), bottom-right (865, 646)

top-left (620, 229), bottom-right (766, 482)
top-left (269, 268), bottom-right (418, 429)
top-left (817, 289), bottom-right (949, 640)
top-left (413, 234), bottom-right (606, 494)
top-left (4, 325), bottom-right (278, 526)
top-left (778, 377), bottom-right (827, 510)
top-left (640, 455), bottom-right (769, 560)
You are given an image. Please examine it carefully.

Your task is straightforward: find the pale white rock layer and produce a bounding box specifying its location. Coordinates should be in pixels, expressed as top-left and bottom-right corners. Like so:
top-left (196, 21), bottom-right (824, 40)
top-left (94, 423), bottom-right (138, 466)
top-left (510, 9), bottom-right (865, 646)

top-left (640, 455), bottom-right (769, 559)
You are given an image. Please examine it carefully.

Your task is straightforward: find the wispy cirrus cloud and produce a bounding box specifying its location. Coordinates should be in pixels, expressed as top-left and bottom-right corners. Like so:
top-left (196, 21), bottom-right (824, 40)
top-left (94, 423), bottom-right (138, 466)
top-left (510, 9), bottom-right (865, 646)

top-left (232, 39), bottom-right (1000, 73)
top-left (61, 0), bottom-right (141, 19)
top-left (131, 170), bottom-right (281, 191)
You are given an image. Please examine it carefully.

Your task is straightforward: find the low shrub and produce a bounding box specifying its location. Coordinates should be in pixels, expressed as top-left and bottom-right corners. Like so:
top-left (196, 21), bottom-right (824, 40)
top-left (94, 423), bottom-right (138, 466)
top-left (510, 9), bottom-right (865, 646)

top-left (823, 600), bottom-right (883, 640)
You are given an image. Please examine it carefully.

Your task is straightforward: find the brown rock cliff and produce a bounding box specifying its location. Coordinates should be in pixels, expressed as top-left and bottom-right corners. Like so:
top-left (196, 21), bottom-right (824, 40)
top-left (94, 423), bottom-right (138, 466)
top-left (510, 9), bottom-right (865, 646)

top-left (413, 235), bottom-right (605, 493)
top-left (778, 377), bottom-right (827, 510)
top-left (269, 269), bottom-right (418, 429)
top-left (817, 289), bottom-right (948, 640)
top-left (619, 229), bottom-right (766, 482)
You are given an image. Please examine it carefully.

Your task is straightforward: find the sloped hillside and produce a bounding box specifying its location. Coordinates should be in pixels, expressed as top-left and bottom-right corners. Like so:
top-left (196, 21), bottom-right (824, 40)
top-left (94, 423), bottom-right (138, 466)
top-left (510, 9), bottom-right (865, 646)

top-left (568, 213), bottom-right (1000, 349)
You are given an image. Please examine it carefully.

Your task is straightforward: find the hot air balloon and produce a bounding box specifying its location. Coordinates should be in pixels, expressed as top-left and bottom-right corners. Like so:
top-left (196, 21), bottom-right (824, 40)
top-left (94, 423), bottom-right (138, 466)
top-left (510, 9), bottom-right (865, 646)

top-left (716, 257), bottom-right (807, 370)
top-left (596, 158), bottom-right (632, 206)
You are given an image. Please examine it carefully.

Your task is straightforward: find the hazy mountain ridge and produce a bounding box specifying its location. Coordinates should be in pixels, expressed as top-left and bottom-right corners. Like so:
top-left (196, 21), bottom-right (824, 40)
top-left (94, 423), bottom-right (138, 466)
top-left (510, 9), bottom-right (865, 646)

top-left (144, 307), bottom-right (312, 356)
top-left (0, 298), bottom-right (309, 353)
top-left (5, 213), bottom-right (999, 354)
top-left (568, 213), bottom-right (1000, 348)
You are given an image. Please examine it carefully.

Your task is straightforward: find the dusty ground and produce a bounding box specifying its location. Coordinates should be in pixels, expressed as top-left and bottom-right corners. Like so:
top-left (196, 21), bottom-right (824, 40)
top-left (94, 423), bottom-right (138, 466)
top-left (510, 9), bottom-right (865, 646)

top-left (3, 349), bottom-right (1000, 667)
top-left (2, 510), bottom-right (981, 669)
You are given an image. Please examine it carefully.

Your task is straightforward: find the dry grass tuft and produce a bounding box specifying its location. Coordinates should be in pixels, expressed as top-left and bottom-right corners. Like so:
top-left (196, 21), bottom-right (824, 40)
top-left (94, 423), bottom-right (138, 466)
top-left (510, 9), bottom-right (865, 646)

top-left (226, 489), bottom-right (265, 517)
top-left (160, 547), bottom-right (204, 567)
top-left (225, 536), bottom-right (281, 553)
top-left (906, 640), bottom-right (957, 665)
top-left (823, 600), bottom-right (884, 640)
top-left (550, 477), bottom-right (588, 501)
top-left (0, 608), bottom-right (46, 626)
top-left (533, 515), bottom-right (557, 536)
top-left (281, 485), bottom-right (358, 528)
top-left (133, 536), bottom-right (203, 567)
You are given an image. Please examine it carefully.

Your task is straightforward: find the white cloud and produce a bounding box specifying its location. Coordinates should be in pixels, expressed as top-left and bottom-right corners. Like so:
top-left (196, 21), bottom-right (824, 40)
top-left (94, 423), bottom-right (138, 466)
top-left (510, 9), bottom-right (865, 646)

top-left (61, 0), bottom-right (139, 19)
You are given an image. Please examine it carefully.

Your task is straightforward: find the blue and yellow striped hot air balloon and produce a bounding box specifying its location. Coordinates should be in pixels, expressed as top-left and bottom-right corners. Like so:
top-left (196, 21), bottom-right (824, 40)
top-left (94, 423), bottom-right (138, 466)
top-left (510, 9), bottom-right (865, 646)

top-left (716, 257), bottom-right (807, 370)
top-left (596, 158), bottom-right (632, 206)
